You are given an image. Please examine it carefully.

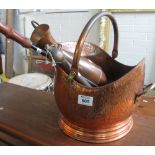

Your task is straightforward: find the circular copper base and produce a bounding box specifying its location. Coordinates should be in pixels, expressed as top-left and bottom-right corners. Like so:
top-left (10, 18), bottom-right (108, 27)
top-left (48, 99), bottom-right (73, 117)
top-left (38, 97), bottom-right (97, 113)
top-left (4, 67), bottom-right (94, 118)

top-left (58, 116), bottom-right (133, 143)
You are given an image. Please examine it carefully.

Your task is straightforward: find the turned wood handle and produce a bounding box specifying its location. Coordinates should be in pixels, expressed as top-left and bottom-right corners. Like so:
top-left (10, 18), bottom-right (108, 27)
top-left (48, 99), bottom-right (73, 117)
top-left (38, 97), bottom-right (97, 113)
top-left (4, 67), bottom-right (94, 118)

top-left (71, 12), bottom-right (119, 73)
top-left (0, 22), bottom-right (32, 48)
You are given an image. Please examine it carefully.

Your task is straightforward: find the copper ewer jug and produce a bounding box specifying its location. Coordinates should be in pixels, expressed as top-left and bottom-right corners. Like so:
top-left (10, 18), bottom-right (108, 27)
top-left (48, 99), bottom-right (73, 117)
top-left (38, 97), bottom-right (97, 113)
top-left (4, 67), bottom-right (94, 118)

top-left (30, 20), bottom-right (58, 48)
top-left (31, 12), bottom-right (145, 143)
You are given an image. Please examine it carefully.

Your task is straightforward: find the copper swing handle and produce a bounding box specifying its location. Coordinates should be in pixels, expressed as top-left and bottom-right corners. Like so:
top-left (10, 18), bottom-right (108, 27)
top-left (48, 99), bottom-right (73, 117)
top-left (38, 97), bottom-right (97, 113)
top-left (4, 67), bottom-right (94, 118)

top-left (71, 12), bottom-right (119, 74)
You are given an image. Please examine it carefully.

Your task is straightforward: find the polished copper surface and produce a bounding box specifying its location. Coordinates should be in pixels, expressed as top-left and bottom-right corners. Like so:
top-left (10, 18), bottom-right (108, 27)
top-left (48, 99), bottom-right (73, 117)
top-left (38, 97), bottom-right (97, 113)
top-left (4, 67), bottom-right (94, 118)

top-left (54, 12), bottom-right (144, 143)
top-left (59, 116), bottom-right (133, 143)
top-left (62, 50), bottom-right (107, 85)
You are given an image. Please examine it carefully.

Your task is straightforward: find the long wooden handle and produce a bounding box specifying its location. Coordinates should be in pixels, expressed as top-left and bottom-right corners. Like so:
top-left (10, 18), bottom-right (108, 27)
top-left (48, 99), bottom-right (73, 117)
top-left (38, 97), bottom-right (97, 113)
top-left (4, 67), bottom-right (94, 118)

top-left (0, 22), bottom-right (32, 48)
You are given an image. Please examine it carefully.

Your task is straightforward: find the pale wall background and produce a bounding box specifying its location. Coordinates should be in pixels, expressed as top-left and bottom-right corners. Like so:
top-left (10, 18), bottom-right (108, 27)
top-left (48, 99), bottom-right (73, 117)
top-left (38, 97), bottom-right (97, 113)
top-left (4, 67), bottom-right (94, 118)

top-left (109, 12), bottom-right (155, 85)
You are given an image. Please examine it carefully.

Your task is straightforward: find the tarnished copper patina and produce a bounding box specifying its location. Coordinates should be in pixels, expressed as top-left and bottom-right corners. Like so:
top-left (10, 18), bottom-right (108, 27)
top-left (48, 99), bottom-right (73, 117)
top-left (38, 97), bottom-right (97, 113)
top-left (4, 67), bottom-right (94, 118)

top-left (30, 12), bottom-right (145, 143)
top-left (30, 21), bottom-right (109, 87)
top-left (30, 20), bottom-right (58, 48)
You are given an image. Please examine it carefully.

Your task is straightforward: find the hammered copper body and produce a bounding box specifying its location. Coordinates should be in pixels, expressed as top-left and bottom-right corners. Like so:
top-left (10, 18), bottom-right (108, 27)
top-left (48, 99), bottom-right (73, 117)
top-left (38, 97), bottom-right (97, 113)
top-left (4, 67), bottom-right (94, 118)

top-left (30, 12), bottom-right (144, 143)
top-left (53, 12), bottom-right (145, 143)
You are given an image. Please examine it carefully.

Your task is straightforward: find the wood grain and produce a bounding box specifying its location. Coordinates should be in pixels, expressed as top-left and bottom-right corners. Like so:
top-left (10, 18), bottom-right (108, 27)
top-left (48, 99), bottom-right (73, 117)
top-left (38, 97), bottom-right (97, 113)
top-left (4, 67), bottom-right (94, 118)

top-left (0, 83), bottom-right (155, 145)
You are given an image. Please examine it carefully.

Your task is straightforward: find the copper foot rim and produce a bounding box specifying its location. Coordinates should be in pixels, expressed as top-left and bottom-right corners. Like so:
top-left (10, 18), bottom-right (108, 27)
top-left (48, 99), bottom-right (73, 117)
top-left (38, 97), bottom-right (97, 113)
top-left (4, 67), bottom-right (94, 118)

top-left (58, 116), bottom-right (133, 143)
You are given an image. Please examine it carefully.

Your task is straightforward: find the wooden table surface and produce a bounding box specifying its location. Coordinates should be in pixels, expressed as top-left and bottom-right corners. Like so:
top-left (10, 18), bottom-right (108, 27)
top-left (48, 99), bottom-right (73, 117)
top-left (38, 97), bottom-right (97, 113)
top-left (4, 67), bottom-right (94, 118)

top-left (0, 83), bottom-right (155, 146)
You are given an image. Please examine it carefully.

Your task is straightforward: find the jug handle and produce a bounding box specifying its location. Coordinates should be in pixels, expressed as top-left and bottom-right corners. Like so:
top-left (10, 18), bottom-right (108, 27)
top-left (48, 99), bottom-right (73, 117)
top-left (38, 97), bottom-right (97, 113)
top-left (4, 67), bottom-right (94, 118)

top-left (31, 20), bottom-right (39, 29)
top-left (70, 11), bottom-right (119, 78)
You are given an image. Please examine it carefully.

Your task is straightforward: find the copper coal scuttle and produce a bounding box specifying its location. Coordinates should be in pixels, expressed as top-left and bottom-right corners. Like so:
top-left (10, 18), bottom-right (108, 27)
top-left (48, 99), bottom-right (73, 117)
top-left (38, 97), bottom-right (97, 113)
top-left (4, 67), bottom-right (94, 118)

top-left (0, 12), bottom-right (144, 143)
